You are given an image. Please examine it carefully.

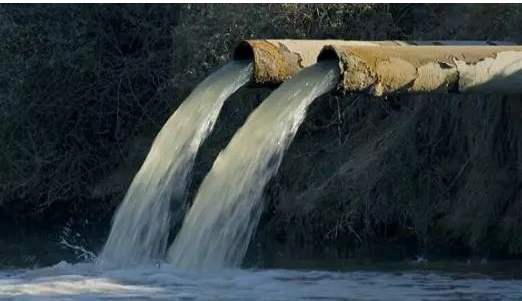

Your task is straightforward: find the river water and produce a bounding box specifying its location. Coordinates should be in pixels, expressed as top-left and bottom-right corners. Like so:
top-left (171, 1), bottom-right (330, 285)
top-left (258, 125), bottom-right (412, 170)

top-left (0, 261), bottom-right (520, 301)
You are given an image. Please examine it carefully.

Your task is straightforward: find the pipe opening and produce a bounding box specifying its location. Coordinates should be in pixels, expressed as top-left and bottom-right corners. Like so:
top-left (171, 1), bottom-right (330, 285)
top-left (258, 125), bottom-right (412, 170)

top-left (317, 47), bottom-right (340, 62)
top-left (232, 41), bottom-right (254, 61)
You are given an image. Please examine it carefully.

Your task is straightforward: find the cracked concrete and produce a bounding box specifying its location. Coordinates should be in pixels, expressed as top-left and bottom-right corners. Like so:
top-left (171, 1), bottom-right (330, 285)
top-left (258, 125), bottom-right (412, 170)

top-left (232, 40), bottom-right (519, 89)
top-left (233, 40), bottom-right (392, 84)
top-left (319, 45), bottom-right (522, 95)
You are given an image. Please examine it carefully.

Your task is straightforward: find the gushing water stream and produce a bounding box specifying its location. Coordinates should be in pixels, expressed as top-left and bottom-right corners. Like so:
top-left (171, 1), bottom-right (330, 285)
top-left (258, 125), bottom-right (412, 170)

top-left (1, 61), bottom-right (520, 301)
top-left (98, 61), bottom-right (253, 268)
top-left (167, 61), bottom-right (340, 271)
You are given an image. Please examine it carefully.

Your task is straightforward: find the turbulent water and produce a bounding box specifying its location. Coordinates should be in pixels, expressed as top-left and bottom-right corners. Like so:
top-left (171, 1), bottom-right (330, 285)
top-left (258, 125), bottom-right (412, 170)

top-left (167, 61), bottom-right (340, 271)
top-left (98, 61), bottom-right (253, 268)
top-left (1, 262), bottom-right (521, 301)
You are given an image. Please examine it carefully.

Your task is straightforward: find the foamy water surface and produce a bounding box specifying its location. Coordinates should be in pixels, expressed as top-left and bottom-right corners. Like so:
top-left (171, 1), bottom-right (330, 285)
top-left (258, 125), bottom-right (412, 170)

top-left (0, 261), bottom-right (520, 301)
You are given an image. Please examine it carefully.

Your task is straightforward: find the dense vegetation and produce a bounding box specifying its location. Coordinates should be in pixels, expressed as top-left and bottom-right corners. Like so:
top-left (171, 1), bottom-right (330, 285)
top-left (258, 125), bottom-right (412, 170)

top-left (1, 4), bottom-right (521, 259)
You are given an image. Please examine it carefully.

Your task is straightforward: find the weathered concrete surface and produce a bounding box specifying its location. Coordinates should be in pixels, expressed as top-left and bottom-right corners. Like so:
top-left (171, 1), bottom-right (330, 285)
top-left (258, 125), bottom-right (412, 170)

top-left (393, 40), bottom-right (515, 46)
top-left (233, 40), bottom-right (516, 85)
top-left (233, 40), bottom-right (388, 84)
top-left (318, 45), bottom-right (522, 95)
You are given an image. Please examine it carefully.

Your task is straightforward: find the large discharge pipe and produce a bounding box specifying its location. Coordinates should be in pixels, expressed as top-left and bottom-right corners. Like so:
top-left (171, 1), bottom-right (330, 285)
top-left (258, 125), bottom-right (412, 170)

top-left (317, 45), bottom-right (522, 95)
top-left (232, 39), bottom-right (516, 86)
top-left (233, 40), bottom-right (390, 84)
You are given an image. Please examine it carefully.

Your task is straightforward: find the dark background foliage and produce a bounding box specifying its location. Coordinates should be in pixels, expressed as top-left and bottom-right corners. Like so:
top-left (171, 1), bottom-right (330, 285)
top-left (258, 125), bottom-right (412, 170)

top-left (0, 4), bottom-right (521, 261)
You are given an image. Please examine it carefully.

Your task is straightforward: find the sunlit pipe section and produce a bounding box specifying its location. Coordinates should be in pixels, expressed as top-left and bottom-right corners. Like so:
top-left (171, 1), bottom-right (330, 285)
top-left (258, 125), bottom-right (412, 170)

top-left (317, 45), bottom-right (522, 95)
top-left (390, 40), bottom-right (514, 46)
top-left (232, 40), bottom-right (515, 85)
top-left (232, 40), bottom-right (390, 84)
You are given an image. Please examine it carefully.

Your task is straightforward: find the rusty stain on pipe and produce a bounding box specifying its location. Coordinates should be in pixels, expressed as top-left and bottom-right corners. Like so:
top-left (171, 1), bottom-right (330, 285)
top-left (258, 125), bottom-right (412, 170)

top-left (232, 40), bottom-right (515, 85)
top-left (317, 45), bottom-right (522, 95)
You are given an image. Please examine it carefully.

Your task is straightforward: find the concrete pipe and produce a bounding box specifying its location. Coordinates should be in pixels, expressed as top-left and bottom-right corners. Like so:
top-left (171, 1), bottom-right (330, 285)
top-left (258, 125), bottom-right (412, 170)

top-left (317, 45), bottom-right (522, 96)
top-left (232, 40), bottom-right (515, 85)
top-left (390, 40), bottom-right (514, 46)
top-left (232, 40), bottom-right (403, 84)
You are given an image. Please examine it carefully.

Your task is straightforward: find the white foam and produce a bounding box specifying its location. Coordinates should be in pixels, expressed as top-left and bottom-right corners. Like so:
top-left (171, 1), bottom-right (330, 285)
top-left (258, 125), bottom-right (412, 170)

top-left (1, 263), bottom-right (520, 301)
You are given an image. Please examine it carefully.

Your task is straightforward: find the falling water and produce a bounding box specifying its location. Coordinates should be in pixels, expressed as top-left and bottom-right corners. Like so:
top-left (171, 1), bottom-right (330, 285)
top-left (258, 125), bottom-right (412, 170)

top-left (97, 61), bottom-right (253, 268)
top-left (167, 61), bottom-right (340, 271)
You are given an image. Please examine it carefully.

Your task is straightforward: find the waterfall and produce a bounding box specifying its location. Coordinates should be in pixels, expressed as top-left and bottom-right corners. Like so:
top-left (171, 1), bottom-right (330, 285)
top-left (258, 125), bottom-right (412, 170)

top-left (97, 61), bottom-right (253, 268)
top-left (167, 61), bottom-right (340, 271)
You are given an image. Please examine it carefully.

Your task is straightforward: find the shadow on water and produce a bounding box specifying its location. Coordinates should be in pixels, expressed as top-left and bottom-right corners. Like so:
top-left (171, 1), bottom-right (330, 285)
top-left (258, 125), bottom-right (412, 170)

top-left (244, 242), bottom-right (522, 280)
top-left (0, 212), bottom-right (105, 269)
